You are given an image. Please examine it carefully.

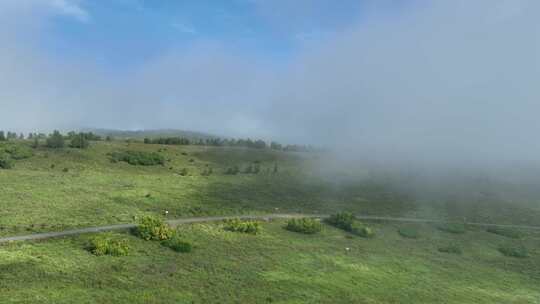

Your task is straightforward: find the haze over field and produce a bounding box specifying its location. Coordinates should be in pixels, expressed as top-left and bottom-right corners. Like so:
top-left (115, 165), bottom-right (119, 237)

top-left (1, 0), bottom-right (540, 165)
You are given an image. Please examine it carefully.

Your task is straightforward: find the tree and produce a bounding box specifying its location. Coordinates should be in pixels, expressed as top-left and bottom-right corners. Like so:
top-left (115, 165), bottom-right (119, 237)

top-left (46, 130), bottom-right (65, 149)
top-left (31, 138), bottom-right (39, 149)
top-left (70, 133), bottom-right (89, 149)
top-left (270, 141), bottom-right (282, 150)
top-left (7, 132), bottom-right (16, 140)
top-left (0, 131), bottom-right (5, 141)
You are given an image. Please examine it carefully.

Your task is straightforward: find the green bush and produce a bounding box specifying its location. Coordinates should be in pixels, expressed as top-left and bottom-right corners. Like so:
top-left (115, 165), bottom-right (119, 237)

top-left (437, 223), bottom-right (467, 234)
top-left (224, 219), bottom-right (261, 234)
top-left (4, 145), bottom-right (33, 160)
top-left (325, 212), bottom-right (374, 237)
top-left (161, 234), bottom-right (192, 253)
top-left (135, 215), bottom-right (173, 241)
top-left (438, 244), bottom-right (462, 254)
top-left (0, 154), bottom-right (12, 169)
top-left (325, 212), bottom-right (356, 231)
top-left (46, 130), bottom-right (65, 149)
top-left (69, 134), bottom-right (90, 149)
top-left (499, 245), bottom-right (528, 258)
top-left (179, 168), bottom-right (189, 176)
top-left (398, 227), bottom-right (419, 239)
top-left (225, 166), bottom-right (240, 175)
top-left (487, 227), bottom-right (523, 239)
top-left (88, 234), bottom-right (130, 256)
top-left (351, 222), bottom-right (375, 238)
top-left (110, 151), bottom-right (165, 166)
top-left (285, 218), bottom-right (322, 234)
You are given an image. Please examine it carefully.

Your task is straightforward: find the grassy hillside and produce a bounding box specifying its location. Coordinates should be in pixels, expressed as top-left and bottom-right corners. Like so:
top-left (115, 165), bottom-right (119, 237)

top-left (0, 140), bottom-right (410, 237)
top-left (1, 139), bottom-right (540, 303)
top-left (1, 219), bottom-right (539, 303)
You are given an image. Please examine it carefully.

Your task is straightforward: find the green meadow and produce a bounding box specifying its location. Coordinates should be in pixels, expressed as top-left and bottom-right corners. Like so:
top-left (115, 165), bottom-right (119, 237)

top-left (1, 139), bottom-right (539, 303)
top-left (1, 220), bottom-right (539, 304)
top-left (0, 140), bottom-right (410, 236)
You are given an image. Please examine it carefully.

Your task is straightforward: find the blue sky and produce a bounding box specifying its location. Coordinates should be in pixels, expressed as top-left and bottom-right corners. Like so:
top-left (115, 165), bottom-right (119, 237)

top-left (42, 0), bottom-right (378, 70)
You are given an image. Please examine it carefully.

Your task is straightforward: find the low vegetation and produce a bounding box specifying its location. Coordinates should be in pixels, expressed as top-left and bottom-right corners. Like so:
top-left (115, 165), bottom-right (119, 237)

top-left (3, 144), bottom-right (33, 160)
top-left (110, 151), bottom-right (165, 166)
top-left (161, 234), bottom-right (193, 253)
top-left (0, 153), bottom-right (12, 169)
top-left (284, 218), bottom-right (322, 234)
top-left (487, 227), bottom-right (523, 239)
top-left (398, 227), bottom-right (419, 239)
top-left (87, 234), bottom-right (130, 256)
top-left (498, 244), bottom-right (529, 258)
top-left (134, 215), bottom-right (173, 241)
top-left (437, 222), bottom-right (467, 234)
top-left (69, 133), bottom-right (90, 149)
top-left (325, 212), bottom-right (356, 231)
top-left (224, 218), bottom-right (261, 234)
top-left (46, 130), bottom-right (65, 149)
top-left (351, 222), bottom-right (375, 238)
top-left (325, 212), bottom-right (374, 237)
top-left (438, 244), bottom-right (462, 254)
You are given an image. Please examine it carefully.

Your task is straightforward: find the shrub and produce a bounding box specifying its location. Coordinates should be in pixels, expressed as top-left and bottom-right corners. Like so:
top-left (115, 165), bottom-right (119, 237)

top-left (110, 151), bottom-right (165, 166)
top-left (224, 219), bottom-right (261, 234)
top-left (398, 227), bottom-right (419, 239)
top-left (487, 227), bottom-right (523, 239)
top-left (499, 245), bottom-right (528, 258)
top-left (161, 235), bottom-right (192, 253)
top-left (135, 215), bottom-right (173, 241)
top-left (0, 154), bottom-right (12, 169)
top-left (438, 244), bottom-right (462, 254)
top-left (46, 130), bottom-right (65, 149)
top-left (285, 218), bottom-right (322, 234)
top-left (201, 165), bottom-right (213, 176)
top-left (4, 145), bottom-right (33, 160)
top-left (88, 234), bottom-right (130, 256)
top-left (69, 133), bottom-right (90, 149)
top-left (325, 212), bottom-right (356, 231)
top-left (437, 223), bottom-right (467, 234)
top-left (225, 166), bottom-right (240, 175)
top-left (351, 222), bottom-right (375, 238)
top-left (325, 212), bottom-right (374, 237)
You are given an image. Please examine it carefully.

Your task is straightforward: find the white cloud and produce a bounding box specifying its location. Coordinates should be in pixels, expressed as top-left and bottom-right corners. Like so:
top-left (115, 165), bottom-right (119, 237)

top-left (171, 22), bottom-right (197, 34)
top-left (50, 0), bottom-right (90, 22)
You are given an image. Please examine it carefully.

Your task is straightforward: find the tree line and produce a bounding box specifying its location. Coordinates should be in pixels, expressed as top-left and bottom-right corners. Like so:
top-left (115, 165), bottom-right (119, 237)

top-left (0, 130), bottom-right (317, 152)
top-left (143, 136), bottom-right (316, 152)
top-left (0, 130), bottom-right (107, 149)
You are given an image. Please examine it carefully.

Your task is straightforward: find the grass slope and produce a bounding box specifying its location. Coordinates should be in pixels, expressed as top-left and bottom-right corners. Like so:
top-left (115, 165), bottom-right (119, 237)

top-left (0, 220), bottom-right (539, 304)
top-left (0, 141), bottom-right (409, 237)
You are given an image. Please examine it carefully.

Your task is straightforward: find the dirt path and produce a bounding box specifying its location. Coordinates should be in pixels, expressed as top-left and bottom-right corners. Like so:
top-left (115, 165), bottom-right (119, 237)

top-left (1, 213), bottom-right (539, 244)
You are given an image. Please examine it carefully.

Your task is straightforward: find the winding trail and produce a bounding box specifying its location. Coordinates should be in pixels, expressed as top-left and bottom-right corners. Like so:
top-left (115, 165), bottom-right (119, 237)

top-left (1, 213), bottom-right (539, 244)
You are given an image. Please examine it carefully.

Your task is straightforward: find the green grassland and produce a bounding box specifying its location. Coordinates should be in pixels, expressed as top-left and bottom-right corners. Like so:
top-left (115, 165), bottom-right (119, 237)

top-left (0, 140), bottom-right (411, 237)
top-left (1, 220), bottom-right (539, 303)
top-left (1, 139), bottom-right (540, 303)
